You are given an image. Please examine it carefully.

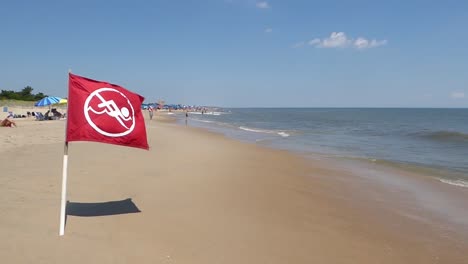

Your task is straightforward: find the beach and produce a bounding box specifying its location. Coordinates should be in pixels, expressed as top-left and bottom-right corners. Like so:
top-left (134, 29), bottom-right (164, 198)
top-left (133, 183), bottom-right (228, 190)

top-left (1, 112), bottom-right (467, 264)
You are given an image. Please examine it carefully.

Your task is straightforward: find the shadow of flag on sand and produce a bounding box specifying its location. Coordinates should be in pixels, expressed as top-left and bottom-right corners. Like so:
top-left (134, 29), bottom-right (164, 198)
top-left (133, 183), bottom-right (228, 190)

top-left (66, 198), bottom-right (141, 217)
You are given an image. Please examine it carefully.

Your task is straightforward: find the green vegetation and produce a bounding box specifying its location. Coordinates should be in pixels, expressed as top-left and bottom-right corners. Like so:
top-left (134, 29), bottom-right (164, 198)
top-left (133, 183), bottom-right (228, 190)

top-left (0, 99), bottom-right (36, 107)
top-left (0, 86), bottom-right (47, 101)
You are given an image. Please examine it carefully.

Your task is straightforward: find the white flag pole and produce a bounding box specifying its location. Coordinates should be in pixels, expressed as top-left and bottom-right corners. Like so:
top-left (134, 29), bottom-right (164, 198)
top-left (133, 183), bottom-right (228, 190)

top-left (59, 142), bottom-right (69, 236)
top-left (59, 70), bottom-right (71, 236)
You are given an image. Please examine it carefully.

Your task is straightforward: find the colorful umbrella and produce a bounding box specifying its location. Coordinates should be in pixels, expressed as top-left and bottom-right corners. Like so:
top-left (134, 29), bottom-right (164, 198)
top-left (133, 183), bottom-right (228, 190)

top-left (56, 98), bottom-right (68, 104)
top-left (35, 96), bottom-right (62, 107)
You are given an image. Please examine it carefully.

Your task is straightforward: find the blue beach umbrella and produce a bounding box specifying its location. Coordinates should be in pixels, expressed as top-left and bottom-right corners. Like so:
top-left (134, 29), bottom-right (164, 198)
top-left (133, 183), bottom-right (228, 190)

top-left (34, 96), bottom-right (62, 107)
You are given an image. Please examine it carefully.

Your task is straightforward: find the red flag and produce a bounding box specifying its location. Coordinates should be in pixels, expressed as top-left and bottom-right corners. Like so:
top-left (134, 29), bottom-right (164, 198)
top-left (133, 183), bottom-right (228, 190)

top-left (66, 73), bottom-right (149, 150)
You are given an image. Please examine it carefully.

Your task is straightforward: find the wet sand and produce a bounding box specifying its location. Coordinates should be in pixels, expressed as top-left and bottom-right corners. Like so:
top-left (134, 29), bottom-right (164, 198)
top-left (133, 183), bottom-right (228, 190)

top-left (0, 112), bottom-right (467, 263)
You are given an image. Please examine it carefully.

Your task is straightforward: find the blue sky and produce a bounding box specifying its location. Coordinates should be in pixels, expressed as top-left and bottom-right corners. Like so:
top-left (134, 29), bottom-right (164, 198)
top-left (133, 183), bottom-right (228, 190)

top-left (1, 0), bottom-right (467, 107)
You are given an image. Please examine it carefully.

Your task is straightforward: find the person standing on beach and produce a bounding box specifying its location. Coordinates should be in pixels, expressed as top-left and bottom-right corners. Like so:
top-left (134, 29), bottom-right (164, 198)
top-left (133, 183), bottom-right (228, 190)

top-left (148, 105), bottom-right (154, 120)
top-left (185, 110), bottom-right (188, 126)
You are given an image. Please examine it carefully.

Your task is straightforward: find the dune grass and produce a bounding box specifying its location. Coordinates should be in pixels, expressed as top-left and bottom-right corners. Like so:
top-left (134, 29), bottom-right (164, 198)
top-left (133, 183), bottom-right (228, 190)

top-left (0, 99), bottom-right (37, 107)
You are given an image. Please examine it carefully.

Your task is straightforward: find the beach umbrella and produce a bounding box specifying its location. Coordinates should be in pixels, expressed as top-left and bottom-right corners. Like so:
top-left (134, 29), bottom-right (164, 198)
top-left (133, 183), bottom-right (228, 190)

top-left (54, 98), bottom-right (68, 105)
top-left (34, 96), bottom-right (62, 107)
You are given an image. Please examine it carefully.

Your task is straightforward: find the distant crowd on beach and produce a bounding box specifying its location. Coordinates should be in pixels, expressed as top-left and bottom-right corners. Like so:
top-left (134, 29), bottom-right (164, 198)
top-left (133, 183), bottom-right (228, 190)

top-left (141, 102), bottom-right (216, 113)
top-left (2, 101), bottom-right (217, 127)
top-left (144, 102), bottom-right (219, 120)
top-left (3, 108), bottom-right (65, 121)
top-left (1, 107), bottom-right (67, 128)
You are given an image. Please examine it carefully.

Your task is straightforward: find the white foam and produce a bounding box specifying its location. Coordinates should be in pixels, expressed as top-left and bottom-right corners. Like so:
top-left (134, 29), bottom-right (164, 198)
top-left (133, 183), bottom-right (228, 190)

top-left (192, 119), bottom-right (214, 123)
top-left (204, 112), bottom-right (222, 116)
top-left (188, 111), bottom-right (223, 115)
top-left (239, 126), bottom-right (270, 133)
top-left (438, 178), bottom-right (468, 188)
top-left (239, 126), bottom-right (290, 138)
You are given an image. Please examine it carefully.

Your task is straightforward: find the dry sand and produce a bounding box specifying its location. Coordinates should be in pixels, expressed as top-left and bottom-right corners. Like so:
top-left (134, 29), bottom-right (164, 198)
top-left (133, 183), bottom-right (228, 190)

top-left (0, 113), bottom-right (467, 263)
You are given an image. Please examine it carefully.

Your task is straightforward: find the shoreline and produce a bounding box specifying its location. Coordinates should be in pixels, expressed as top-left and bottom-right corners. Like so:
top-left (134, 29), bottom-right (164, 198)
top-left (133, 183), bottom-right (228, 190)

top-left (0, 113), bottom-right (467, 263)
top-left (176, 112), bottom-right (468, 239)
top-left (182, 111), bottom-right (468, 187)
top-left (164, 112), bottom-right (468, 248)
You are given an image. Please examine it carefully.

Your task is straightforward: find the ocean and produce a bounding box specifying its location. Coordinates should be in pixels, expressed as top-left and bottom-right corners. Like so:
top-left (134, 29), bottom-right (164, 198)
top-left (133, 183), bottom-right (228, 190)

top-left (181, 108), bottom-right (468, 187)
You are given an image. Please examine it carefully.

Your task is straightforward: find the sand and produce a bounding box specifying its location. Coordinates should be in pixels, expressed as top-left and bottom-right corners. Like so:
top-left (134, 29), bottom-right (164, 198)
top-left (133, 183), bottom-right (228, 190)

top-left (0, 112), bottom-right (467, 264)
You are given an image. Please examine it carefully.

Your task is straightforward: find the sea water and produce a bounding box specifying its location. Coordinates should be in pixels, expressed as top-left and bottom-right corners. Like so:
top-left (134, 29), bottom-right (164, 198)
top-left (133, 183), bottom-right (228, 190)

top-left (183, 108), bottom-right (468, 187)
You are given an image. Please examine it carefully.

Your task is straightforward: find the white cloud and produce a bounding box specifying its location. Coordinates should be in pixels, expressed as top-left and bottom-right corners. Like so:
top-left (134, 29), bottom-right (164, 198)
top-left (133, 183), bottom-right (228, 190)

top-left (265, 28), bottom-right (272, 33)
top-left (450, 91), bottom-right (465, 99)
top-left (354, 37), bottom-right (369, 49)
top-left (256, 1), bottom-right (270, 9)
top-left (306, 32), bottom-right (387, 50)
top-left (354, 38), bottom-right (387, 49)
top-left (308, 38), bottom-right (321, 45)
top-left (322, 32), bottom-right (351, 48)
top-left (292, 41), bottom-right (305, 48)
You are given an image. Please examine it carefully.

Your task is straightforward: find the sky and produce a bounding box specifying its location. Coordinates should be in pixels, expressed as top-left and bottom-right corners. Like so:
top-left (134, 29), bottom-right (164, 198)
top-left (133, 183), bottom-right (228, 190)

top-left (1, 0), bottom-right (467, 107)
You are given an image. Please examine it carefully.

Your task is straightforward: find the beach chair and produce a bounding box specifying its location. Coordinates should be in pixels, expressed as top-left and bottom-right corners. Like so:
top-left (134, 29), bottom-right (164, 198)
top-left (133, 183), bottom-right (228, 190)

top-left (44, 110), bottom-right (52, 120)
top-left (35, 112), bottom-right (45, 121)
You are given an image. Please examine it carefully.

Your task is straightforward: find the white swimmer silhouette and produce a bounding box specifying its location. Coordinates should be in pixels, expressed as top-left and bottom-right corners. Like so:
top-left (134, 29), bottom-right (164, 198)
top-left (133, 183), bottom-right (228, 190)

top-left (87, 91), bottom-right (132, 129)
top-left (84, 87), bottom-right (136, 137)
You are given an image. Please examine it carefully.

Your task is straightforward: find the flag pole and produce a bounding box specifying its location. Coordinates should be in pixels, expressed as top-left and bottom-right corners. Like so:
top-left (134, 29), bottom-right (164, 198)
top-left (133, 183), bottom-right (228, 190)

top-left (59, 142), bottom-right (68, 236)
top-left (59, 70), bottom-right (71, 236)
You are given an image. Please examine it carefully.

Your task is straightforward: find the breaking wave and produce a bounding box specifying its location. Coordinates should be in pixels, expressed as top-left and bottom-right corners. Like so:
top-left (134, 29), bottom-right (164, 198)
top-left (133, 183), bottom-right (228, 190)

top-left (191, 119), bottom-right (215, 124)
top-left (412, 131), bottom-right (468, 142)
top-left (438, 178), bottom-right (468, 188)
top-left (188, 111), bottom-right (224, 116)
top-left (239, 126), bottom-right (290, 137)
